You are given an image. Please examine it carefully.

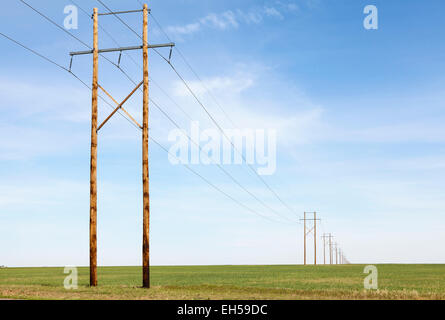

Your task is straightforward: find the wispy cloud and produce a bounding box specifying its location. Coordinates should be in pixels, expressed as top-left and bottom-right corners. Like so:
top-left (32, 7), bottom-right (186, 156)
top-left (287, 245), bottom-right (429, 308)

top-left (164, 3), bottom-right (296, 38)
top-left (173, 73), bottom-right (255, 97)
top-left (164, 22), bottom-right (201, 36)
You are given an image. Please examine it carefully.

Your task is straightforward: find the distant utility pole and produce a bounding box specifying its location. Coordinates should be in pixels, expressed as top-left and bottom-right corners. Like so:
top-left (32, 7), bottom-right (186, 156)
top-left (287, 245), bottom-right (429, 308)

top-left (334, 243), bottom-right (338, 264)
top-left (328, 233), bottom-right (334, 265)
top-left (70, 4), bottom-right (175, 288)
top-left (322, 233), bottom-right (330, 264)
top-left (300, 212), bottom-right (320, 265)
top-left (321, 233), bottom-right (329, 265)
top-left (337, 246), bottom-right (340, 264)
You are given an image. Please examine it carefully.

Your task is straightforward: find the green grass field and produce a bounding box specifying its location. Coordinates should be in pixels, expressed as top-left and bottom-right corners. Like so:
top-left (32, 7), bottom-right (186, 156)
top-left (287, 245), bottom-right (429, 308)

top-left (1, 264), bottom-right (444, 300)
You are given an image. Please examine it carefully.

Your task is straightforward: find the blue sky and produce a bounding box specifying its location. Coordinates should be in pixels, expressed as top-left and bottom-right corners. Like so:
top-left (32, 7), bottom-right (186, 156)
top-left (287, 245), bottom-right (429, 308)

top-left (1, 0), bottom-right (445, 267)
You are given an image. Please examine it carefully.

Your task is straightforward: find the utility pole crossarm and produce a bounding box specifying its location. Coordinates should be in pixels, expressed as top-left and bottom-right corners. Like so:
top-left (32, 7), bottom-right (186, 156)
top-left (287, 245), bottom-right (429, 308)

top-left (70, 43), bottom-right (175, 56)
top-left (98, 9), bottom-right (146, 16)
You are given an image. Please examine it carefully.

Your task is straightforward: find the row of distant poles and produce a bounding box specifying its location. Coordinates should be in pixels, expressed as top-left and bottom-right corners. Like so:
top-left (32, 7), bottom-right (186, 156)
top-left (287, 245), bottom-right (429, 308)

top-left (300, 212), bottom-right (349, 265)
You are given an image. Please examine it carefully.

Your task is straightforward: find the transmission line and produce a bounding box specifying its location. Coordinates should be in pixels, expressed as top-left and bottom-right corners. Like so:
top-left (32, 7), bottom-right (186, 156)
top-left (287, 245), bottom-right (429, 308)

top-left (0, 30), bottom-right (289, 225)
top-left (0, 31), bottom-right (141, 131)
top-left (18, 0), bottom-right (120, 69)
top-left (97, 0), bottom-right (302, 222)
top-left (149, 11), bottom-right (238, 128)
top-left (92, 0), bottom-right (299, 224)
top-left (15, 0), bottom-right (300, 225)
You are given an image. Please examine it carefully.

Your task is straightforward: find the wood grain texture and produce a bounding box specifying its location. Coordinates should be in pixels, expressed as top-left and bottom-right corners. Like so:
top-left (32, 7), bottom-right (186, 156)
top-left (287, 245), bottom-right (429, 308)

top-left (89, 7), bottom-right (98, 287)
top-left (142, 3), bottom-right (150, 289)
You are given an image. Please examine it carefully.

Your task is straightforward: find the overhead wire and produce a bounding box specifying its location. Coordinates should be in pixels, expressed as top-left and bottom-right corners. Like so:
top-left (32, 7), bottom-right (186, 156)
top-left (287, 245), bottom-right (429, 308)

top-left (97, 0), bottom-right (302, 223)
top-left (0, 31), bottom-right (139, 130)
top-left (92, 0), bottom-right (298, 224)
top-left (0, 30), bottom-right (289, 225)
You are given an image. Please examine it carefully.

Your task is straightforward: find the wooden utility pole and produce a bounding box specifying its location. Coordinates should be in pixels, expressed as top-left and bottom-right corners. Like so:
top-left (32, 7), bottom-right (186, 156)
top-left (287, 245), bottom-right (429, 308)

top-left (313, 212), bottom-right (317, 265)
top-left (70, 4), bottom-right (175, 288)
top-left (300, 212), bottom-right (320, 265)
top-left (328, 233), bottom-right (333, 265)
top-left (337, 246), bottom-right (340, 264)
top-left (335, 243), bottom-right (338, 264)
top-left (142, 3), bottom-right (150, 289)
top-left (322, 233), bottom-right (328, 265)
top-left (303, 212), bottom-right (306, 265)
top-left (89, 7), bottom-right (98, 287)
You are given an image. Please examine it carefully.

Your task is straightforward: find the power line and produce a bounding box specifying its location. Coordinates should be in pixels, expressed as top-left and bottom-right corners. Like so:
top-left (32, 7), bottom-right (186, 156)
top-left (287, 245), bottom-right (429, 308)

top-left (96, 0), bottom-right (171, 63)
top-left (17, 0), bottom-right (301, 225)
top-left (141, 1), bottom-right (351, 258)
top-left (73, 0), bottom-right (194, 124)
top-left (93, 1), bottom-right (299, 224)
top-left (97, 0), bottom-right (142, 40)
top-left (17, 0), bottom-right (160, 133)
top-left (149, 12), bottom-right (238, 128)
top-left (97, 0), bottom-right (301, 221)
top-left (18, 0), bottom-right (119, 69)
top-left (0, 31), bottom-right (142, 131)
top-left (167, 47), bottom-right (301, 221)
top-left (0, 30), bottom-right (289, 226)
top-left (0, 32), bottom-right (69, 72)
top-left (8, 1), bottom-right (350, 260)
top-left (149, 136), bottom-right (290, 224)
top-left (19, 0), bottom-right (89, 48)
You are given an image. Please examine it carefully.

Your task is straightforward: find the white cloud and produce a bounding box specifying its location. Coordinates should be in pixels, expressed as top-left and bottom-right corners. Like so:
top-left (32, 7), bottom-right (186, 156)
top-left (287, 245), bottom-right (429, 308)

top-left (274, 1), bottom-right (300, 12)
top-left (264, 7), bottom-right (284, 19)
top-left (164, 5), bottom-right (289, 38)
top-left (165, 22), bottom-right (201, 36)
top-left (173, 74), bottom-right (255, 98)
top-left (200, 11), bottom-right (239, 30)
top-left (236, 9), bottom-right (263, 24)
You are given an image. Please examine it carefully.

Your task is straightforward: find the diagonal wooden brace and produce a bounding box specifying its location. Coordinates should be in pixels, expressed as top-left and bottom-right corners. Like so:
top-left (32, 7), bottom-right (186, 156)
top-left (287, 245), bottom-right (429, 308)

top-left (97, 81), bottom-right (143, 131)
top-left (306, 226), bottom-right (314, 236)
top-left (98, 84), bottom-right (142, 129)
